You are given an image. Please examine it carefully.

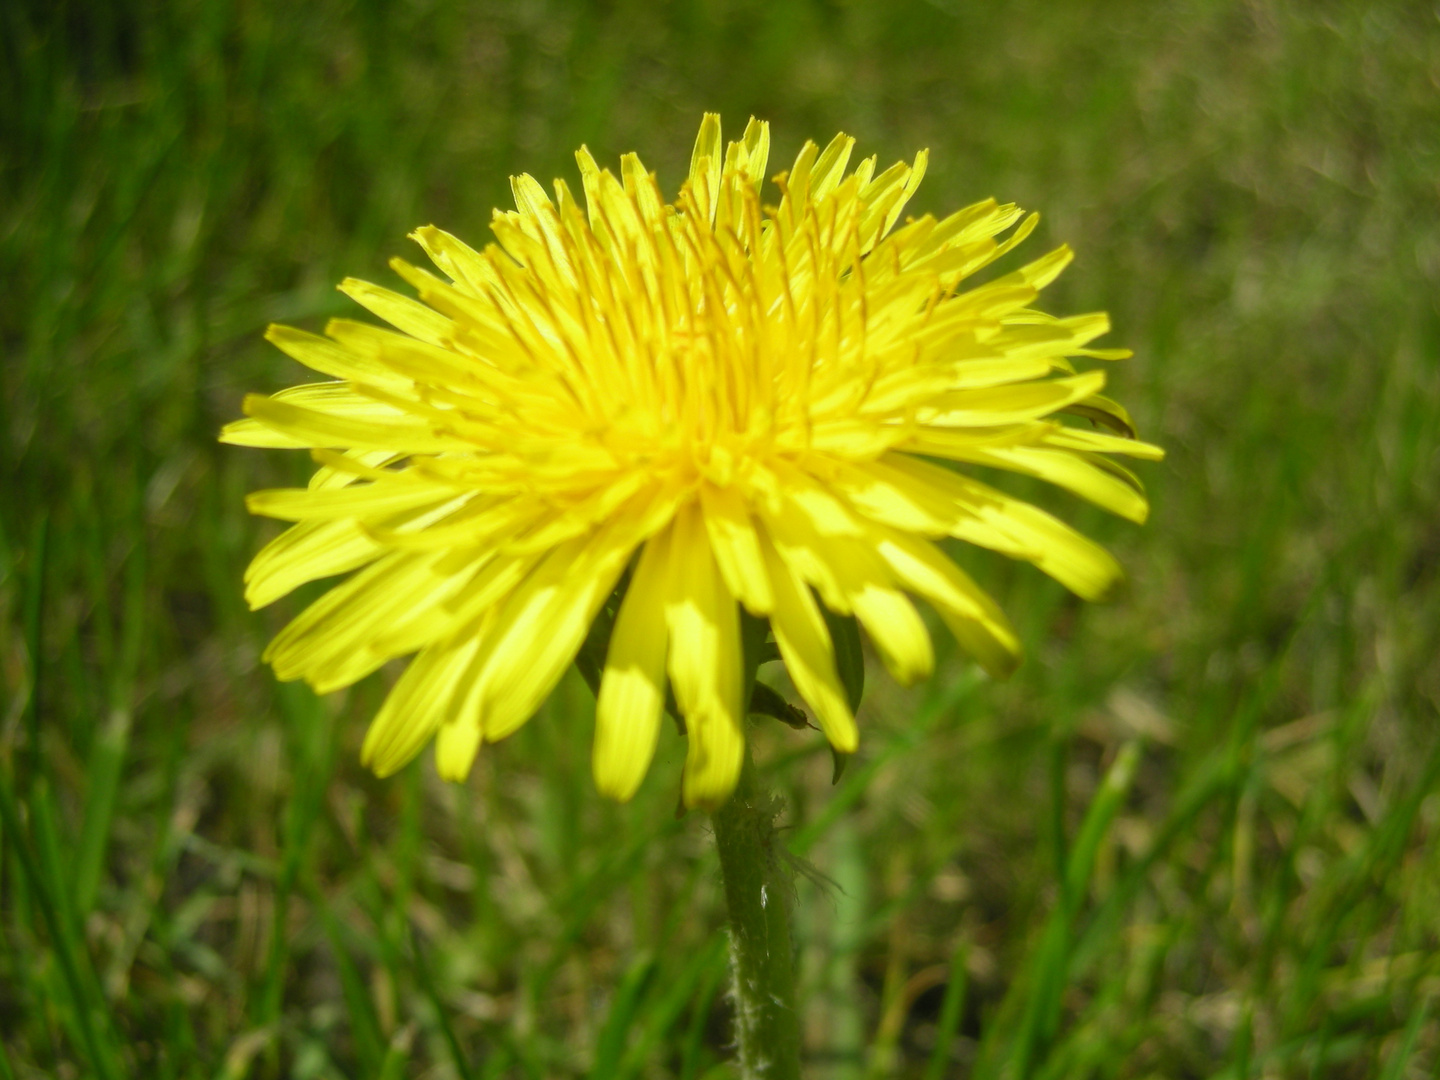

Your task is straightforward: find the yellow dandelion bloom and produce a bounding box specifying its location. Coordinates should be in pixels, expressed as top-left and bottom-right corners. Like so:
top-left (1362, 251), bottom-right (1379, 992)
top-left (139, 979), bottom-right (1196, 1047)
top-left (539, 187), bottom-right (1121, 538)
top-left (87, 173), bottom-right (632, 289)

top-left (224, 114), bottom-right (1161, 809)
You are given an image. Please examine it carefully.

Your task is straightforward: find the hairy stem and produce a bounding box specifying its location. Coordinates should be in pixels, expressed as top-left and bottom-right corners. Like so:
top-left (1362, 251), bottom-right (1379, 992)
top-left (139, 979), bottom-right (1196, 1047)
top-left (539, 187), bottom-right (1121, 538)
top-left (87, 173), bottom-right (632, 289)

top-left (711, 748), bottom-right (801, 1080)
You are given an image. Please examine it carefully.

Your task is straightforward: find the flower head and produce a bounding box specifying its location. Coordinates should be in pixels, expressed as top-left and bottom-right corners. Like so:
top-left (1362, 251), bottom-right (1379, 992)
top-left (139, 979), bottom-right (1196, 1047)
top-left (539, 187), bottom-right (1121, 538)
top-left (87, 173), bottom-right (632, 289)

top-left (224, 114), bottom-right (1161, 808)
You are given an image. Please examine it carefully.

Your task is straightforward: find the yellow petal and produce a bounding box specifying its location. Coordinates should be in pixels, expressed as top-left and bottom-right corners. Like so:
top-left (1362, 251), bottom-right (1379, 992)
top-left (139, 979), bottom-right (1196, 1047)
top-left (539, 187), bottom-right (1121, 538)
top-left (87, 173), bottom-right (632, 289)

top-left (324, 318), bottom-right (489, 393)
top-left (826, 458), bottom-right (953, 537)
top-left (435, 714), bottom-right (485, 782)
top-left (409, 224), bottom-right (499, 296)
top-left (357, 550), bottom-right (505, 662)
top-left (504, 472), bottom-right (650, 554)
top-left (1043, 426), bottom-right (1165, 461)
top-left (919, 370), bottom-right (1106, 427)
top-left (753, 472), bottom-right (931, 685)
top-left (665, 504), bottom-right (744, 809)
top-left (245, 477), bottom-right (453, 523)
top-left (475, 488), bottom-right (673, 742)
top-left (509, 175), bottom-right (578, 294)
top-left (901, 423), bottom-right (1055, 460)
top-left (803, 416), bottom-right (913, 458)
top-left (856, 149), bottom-right (928, 248)
top-left (871, 526), bottom-right (1021, 678)
top-left (809, 131), bottom-right (856, 203)
top-left (688, 113), bottom-right (722, 223)
top-left (1005, 243), bottom-right (1073, 290)
top-left (848, 582), bottom-right (933, 686)
top-left (307, 449), bottom-right (407, 491)
top-left (961, 445), bottom-right (1150, 523)
top-left (220, 418), bottom-right (311, 449)
top-left (740, 116), bottom-right (771, 192)
top-left (620, 153), bottom-right (667, 229)
top-left (858, 356), bottom-right (1056, 417)
top-left (757, 530), bottom-right (857, 753)
top-left (753, 499), bottom-right (849, 614)
top-left (471, 537), bottom-right (623, 742)
top-left (699, 483), bottom-right (774, 615)
top-left (365, 497), bottom-right (543, 552)
top-left (593, 530), bottom-right (671, 802)
top-left (337, 277), bottom-right (454, 347)
top-left (260, 324), bottom-right (405, 388)
top-left (244, 518), bottom-right (384, 610)
top-left (264, 551), bottom-right (477, 693)
top-left (271, 382), bottom-right (413, 414)
top-left (872, 454), bottom-right (1123, 600)
top-left (362, 632), bottom-right (484, 777)
top-left (425, 547), bottom-right (546, 638)
top-left (235, 392), bottom-right (463, 454)
top-left (682, 704), bottom-right (745, 812)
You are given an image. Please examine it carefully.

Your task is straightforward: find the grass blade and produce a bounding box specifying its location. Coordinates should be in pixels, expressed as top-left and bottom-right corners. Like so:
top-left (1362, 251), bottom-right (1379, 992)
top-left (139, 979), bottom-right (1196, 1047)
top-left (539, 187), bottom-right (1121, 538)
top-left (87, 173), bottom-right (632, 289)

top-left (619, 938), bottom-right (729, 1079)
top-left (979, 741), bottom-right (1141, 1078)
top-left (592, 952), bottom-right (656, 1077)
top-left (1377, 997), bottom-right (1428, 1080)
top-left (923, 941), bottom-right (969, 1080)
top-left (0, 775), bottom-right (122, 1080)
top-left (409, 923), bottom-right (475, 1080)
top-left (75, 504), bottom-right (146, 916)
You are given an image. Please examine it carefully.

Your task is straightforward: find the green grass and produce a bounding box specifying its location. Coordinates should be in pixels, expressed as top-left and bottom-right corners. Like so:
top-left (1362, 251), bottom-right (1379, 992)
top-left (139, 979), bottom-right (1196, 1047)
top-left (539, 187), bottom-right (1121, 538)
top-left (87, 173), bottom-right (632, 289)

top-left (3, 0), bottom-right (1440, 1076)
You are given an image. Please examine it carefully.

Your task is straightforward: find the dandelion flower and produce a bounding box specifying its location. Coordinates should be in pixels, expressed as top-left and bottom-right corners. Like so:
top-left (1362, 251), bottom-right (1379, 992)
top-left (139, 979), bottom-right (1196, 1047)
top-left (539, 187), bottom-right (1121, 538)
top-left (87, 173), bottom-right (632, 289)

top-left (224, 114), bottom-right (1161, 809)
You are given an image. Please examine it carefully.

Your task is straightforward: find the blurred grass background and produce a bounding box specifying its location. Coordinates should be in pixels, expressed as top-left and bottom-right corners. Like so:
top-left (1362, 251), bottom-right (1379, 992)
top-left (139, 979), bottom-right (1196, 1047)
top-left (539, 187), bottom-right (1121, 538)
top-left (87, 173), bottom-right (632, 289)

top-left (3, 0), bottom-right (1440, 1076)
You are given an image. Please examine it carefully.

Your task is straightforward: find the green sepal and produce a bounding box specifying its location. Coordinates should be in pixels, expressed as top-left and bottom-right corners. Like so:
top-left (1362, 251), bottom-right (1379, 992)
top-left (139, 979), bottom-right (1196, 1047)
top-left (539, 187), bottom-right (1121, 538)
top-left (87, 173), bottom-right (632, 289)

top-left (573, 596), bottom-right (615, 699)
top-left (1062, 393), bottom-right (1137, 438)
top-left (750, 681), bottom-right (810, 730)
top-left (821, 608), bottom-right (865, 713)
top-left (740, 609), bottom-right (771, 690)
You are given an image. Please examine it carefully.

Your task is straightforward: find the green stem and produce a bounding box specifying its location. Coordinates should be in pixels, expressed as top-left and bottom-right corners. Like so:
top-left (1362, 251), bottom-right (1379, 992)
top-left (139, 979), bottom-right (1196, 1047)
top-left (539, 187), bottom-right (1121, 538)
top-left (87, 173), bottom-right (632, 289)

top-left (711, 746), bottom-right (801, 1080)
